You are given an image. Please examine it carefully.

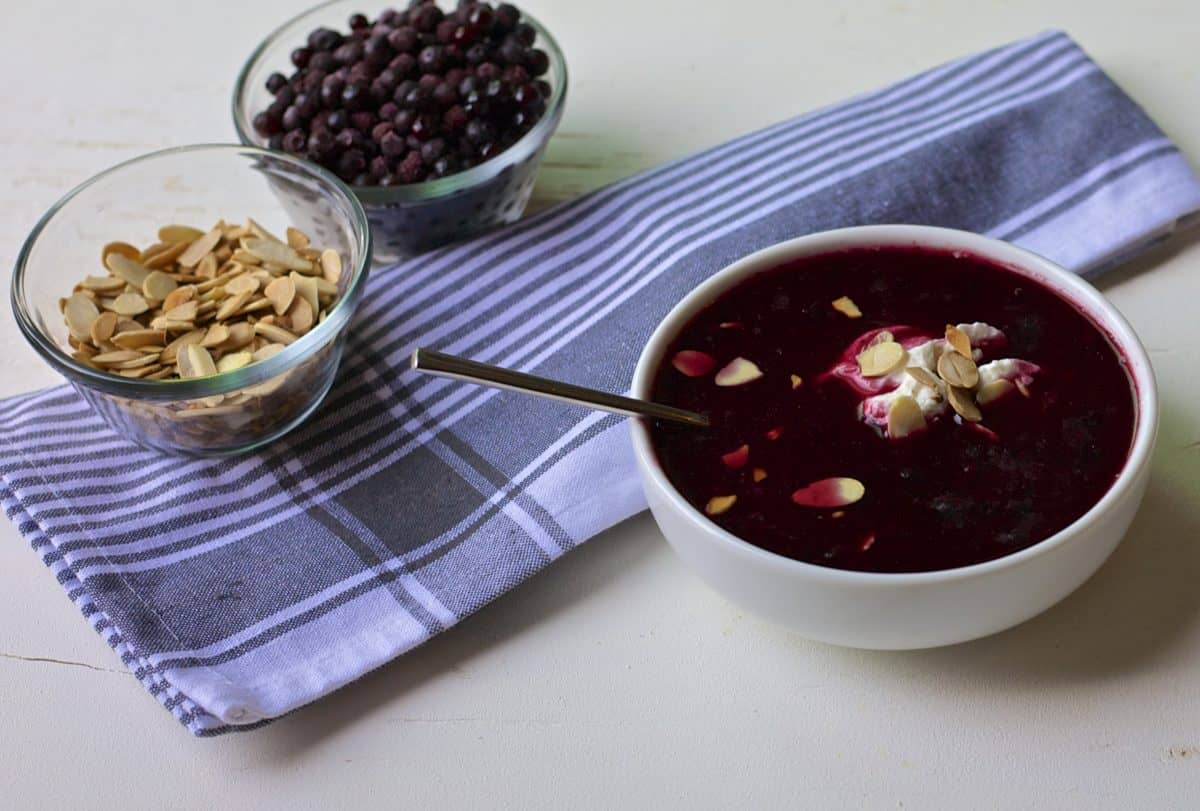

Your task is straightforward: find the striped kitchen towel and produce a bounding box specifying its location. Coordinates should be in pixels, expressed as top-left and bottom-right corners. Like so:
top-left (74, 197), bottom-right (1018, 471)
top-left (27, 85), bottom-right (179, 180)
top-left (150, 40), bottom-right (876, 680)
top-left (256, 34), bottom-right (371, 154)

top-left (3, 31), bottom-right (1199, 735)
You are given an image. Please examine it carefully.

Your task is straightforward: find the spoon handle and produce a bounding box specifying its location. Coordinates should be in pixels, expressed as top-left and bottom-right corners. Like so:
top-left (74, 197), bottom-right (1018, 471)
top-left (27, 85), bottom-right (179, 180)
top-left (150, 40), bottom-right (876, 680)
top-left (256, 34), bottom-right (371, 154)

top-left (411, 348), bottom-right (709, 428)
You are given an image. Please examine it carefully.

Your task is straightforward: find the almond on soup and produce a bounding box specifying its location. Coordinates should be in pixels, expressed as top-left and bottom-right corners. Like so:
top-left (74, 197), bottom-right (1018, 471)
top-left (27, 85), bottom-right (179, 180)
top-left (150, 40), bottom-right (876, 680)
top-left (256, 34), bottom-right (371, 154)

top-left (649, 246), bottom-right (1136, 574)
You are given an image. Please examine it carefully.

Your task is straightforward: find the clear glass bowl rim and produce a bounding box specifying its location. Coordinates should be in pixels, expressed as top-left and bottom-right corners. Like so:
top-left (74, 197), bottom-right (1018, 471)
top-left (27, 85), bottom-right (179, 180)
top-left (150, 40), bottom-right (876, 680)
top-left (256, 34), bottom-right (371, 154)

top-left (230, 0), bottom-right (569, 204)
top-left (10, 143), bottom-right (373, 401)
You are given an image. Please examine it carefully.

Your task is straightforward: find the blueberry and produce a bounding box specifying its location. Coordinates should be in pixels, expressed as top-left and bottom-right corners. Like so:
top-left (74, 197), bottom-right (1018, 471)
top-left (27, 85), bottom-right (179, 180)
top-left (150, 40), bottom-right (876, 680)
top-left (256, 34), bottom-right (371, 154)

top-left (291, 47), bottom-right (313, 69)
top-left (265, 72), bottom-right (288, 94)
top-left (526, 48), bottom-right (549, 76)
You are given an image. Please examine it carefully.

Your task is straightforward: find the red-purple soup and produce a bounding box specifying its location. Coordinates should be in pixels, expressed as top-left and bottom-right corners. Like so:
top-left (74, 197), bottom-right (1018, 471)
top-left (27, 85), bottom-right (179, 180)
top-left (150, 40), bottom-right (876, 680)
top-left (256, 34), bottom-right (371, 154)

top-left (649, 246), bottom-right (1136, 573)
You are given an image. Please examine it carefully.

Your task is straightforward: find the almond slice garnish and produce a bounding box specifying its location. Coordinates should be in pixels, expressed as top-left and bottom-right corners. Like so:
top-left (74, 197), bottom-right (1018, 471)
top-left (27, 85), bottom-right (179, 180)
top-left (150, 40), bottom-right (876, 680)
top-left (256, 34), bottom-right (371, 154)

top-left (947, 385), bottom-right (982, 422)
top-left (320, 249), bottom-right (343, 283)
top-left (857, 341), bottom-right (906, 377)
top-left (715, 357), bottom-right (763, 387)
top-left (831, 296), bottom-right (862, 318)
top-left (158, 224), bottom-right (206, 244)
top-left (906, 366), bottom-right (939, 389)
top-left (177, 226), bottom-right (223, 268)
top-left (751, 468), bottom-right (768, 482)
top-left (945, 324), bottom-right (973, 357)
top-left (937, 351), bottom-right (979, 388)
top-left (887, 395), bottom-right (926, 439)
top-left (704, 495), bottom-right (737, 516)
top-left (790, 374), bottom-right (803, 389)
top-left (89, 311), bottom-right (118, 345)
top-left (791, 477), bottom-right (865, 508)
top-left (111, 292), bottom-right (150, 317)
top-left (64, 294), bottom-right (99, 341)
top-left (142, 270), bottom-right (178, 302)
top-left (721, 444), bottom-right (749, 469)
top-left (265, 275), bottom-right (296, 316)
top-left (178, 344), bottom-right (218, 378)
top-left (671, 350), bottom-right (716, 378)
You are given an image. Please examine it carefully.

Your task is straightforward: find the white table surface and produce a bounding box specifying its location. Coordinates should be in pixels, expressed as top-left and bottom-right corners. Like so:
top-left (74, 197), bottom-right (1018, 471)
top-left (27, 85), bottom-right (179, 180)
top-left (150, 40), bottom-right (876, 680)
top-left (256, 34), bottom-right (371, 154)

top-left (3, 0), bottom-right (1200, 807)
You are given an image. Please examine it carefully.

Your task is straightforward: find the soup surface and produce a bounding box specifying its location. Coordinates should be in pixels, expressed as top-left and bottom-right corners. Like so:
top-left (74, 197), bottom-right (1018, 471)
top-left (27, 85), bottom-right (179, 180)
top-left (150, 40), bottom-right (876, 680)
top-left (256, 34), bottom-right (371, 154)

top-left (649, 246), bottom-right (1136, 573)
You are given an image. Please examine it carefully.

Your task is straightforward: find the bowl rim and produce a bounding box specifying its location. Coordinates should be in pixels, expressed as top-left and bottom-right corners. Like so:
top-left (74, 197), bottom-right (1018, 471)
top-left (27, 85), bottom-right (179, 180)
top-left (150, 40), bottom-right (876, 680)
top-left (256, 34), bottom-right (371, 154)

top-left (630, 224), bottom-right (1159, 585)
top-left (10, 142), bottom-right (373, 400)
top-left (231, 0), bottom-right (568, 203)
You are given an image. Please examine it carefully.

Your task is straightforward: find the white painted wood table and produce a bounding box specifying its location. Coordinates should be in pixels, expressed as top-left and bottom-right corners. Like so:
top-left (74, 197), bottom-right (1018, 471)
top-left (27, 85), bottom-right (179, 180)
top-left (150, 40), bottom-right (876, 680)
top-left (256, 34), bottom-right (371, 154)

top-left (3, 0), bottom-right (1200, 807)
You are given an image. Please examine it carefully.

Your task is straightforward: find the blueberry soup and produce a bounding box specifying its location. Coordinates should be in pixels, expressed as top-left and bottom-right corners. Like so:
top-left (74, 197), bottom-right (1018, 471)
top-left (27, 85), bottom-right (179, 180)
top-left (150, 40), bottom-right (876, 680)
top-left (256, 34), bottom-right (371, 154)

top-left (649, 246), bottom-right (1137, 574)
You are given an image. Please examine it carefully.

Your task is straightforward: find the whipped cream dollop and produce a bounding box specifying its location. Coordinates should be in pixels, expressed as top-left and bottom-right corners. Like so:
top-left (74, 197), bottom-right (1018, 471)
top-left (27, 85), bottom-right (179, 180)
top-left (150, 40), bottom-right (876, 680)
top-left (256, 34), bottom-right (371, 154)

top-left (820, 322), bottom-right (1040, 437)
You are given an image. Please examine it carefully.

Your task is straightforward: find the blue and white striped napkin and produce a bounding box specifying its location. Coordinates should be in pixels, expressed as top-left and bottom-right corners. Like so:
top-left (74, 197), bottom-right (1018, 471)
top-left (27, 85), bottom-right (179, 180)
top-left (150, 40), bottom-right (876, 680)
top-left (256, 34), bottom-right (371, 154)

top-left (3, 31), bottom-right (1199, 735)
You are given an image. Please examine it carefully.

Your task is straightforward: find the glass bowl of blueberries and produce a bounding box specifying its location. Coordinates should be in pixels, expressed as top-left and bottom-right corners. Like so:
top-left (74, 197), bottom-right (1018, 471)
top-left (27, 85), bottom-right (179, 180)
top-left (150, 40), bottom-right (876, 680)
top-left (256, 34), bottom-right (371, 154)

top-left (233, 0), bottom-right (567, 263)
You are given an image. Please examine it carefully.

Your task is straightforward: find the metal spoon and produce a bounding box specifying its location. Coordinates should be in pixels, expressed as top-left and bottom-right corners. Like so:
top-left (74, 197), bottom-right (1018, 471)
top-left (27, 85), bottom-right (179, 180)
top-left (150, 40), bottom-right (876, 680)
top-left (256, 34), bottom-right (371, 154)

top-left (410, 348), bottom-right (710, 428)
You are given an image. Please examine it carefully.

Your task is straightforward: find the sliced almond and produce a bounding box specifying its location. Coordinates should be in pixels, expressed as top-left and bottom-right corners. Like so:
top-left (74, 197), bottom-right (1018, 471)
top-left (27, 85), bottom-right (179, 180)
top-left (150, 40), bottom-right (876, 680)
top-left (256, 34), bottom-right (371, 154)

top-left (948, 385), bottom-right (982, 423)
top-left (714, 357), bottom-right (763, 387)
top-left (291, 272), bottom-right (319, 316)
top-left (945, 324), bottom-right (972, 358)
top-left (252, 342), bottom-right (286, 362)
top-left (976, 378), bottom-right (1015, 406)
top-left (320, 249), bottom-right (343, 283)
top-left (790, 374), bottom-right (803, 389)
top-left (177, 226), bottom-right (223, 268)
top-left (287, 296), bottom-right (315, 334)
top-left (887, 395), bottom-right (927, 439)
top-left (162, 329), bottom-right (206, 363)
top-left (117, 365), bottom-right (164, 379)
top-left (142, 271), bottom-right (178, 302)
top-left (286, 227), bottom-right (310, 250)
top-left (220, 321), bottom-right (256, 350)
top-left (162, 285), bottom-right (196, 312)
top-left (196, 252), bottom-right (219, 280)
top-left (90, 350), bottom-right (145, 366)
top-left (111, 292), bottom-right (150, 317)
top-left (857, 341), bottom-right (905, 377)
top-left (906, 366), bottom-right (940, 389)
top-left (751, 468), bottom-right (768, 483)
top-left (158, 224), bottom-right (205, 244)
top-left (164, 300), bottom-right (199, 322)
top-left (831, 296), bottom-right (862, 319)
top-left (105, 253), bottom-right (150, 287)
top-left (89, 311), bottom-right (119, 345)
top-left (225, 275), bottom-right (261, 296)
top-left (101, 241), bottom-right (140, 266)
top-left (112, 353), bottom-right (160, 370)
top-left (81, 275), bottom-right (126, 293)
top-left (215, 290), bottom-right (252, 321)
top-left (111, 329), bottom-right (165, 349)
top-left (937, 351), bottom-right (979, 389)
top-left (142, 240), bottom-right (189, 269)
top-left (243, 238), bottom-right (312, 272)
top-left (253, 322), bottom-right (298, 345)
top-left (704, 495), bottom-right (737, 516)
top-left (201, 323), bottom-right (230, 348)
top-left (216, 351), bottom-right (253, 373)
top-left (265, 275), bottom-right (295, 316)
top-left (246, 217), bottom-right (282, 243)
top-left (791, 477), bottom-right (865, 508)
top-left (64, 294), bottom-right (100, 341)
top-left (867, 329), bottom-right (895, 347)
top-left (178, 344), bottom-right (218, 378)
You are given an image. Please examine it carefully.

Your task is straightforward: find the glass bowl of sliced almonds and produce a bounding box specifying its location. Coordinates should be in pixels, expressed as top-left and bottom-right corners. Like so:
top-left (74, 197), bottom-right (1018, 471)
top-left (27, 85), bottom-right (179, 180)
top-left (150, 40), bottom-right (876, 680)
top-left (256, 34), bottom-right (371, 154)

top-left (11, 144), bottom-right (371, 456)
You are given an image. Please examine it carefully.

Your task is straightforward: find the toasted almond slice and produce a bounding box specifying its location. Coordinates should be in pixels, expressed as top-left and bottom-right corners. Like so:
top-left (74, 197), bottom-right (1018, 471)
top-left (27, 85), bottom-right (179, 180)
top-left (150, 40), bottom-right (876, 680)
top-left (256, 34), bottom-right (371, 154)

top-left (143, 270), bottom-right (178, 302)
top-left (64, 294), bottom-right (100, 341)
top-left (111, 292), bottom-right (150, 317)
top-left (177, 226), bottom-right (223, 268)
top-left (906, 366), bottom-right (940, 389)
top-left (116, 318), bottom-right (143, 332)
top-left (139, 241), bottom-right (171, 262)
top-left (287, 296), bottom-right (315, 333)
top-left (752, 468), bottom-right (768, 482)
top-left (252, 342), bottom-right (287, 362)
top-left (201, 323), bottom-right (230, 348)
top-left (118, 364), bottom-right (164, 379)
top-left (320, 249), bottom-right (343, 283)
top-left (948, 385), bottom-right (982, 422)
top-left (142, 240), bottom-right (189, 269)
top-left (105, 253), bottom-right (150, 287)
top-left (867, 329), bottom-right (895, 347)
top-left (162, 285), bottom-right (196, 312)
top-left (220, 321), bottom-right (255, 350)
top-left (162, 329), bottom-right (206, 362)
top-left (253, 322), bottom-right (298, 345)
top-left (216, 351), bottom-right (253, 373)
top-left (159, 224), bottom-right (205, 244)
top-left (314, 277), bottom-right (338, 299)
top-left (937, 351), bottom-right (979, 388)
top-left (111, 329), bottom-right (165, 349)
top-left (165, 300), bottom-right (199, 322)
top-left (831, 296), bottom-right (862, 318)
top-left (90, 350), bottom-right (146, 365)
top-left (149, 317), bottom-right (197, 332)
top-left (225, 275), bottom-right (261, 296)
top-left (887, 395), bottom-right (927, 439)
top-left (291, 272), bottom-right (319, 315)
top-left (857, 341), bottom-right (905, 377)
top-left (215, 290), bottom-right (252, 321)
top-left (286, 227), bottom-right (310, 250)
top-left (101, 241), bottom-right (140, 267)
top-left (112, 353), bottom-right (160, 370)
top-left (232, 248), bottom-right (262, 266)
top-left (246, 217), bottom-right (282, 243)
top-left (196, 252), bottom-right (218, 280)
top-left (81, 275), bottom-right (126, 293)
top-left (704, 495), bottom-right (737, 516)
top-left (265, 275), bottom-right (295, 316)
top-left (145, 367), bottom-right (175, 380)
top-left (791, 477), bottom-right (865, 508)
top-left (239, 298), bottom-right (274, 315)
top-left (243, 238), bottom-right (312, 272)
top-left (178, 344), bottom-right (218, 378)
top-left (945, 324), bottom-right (972, 358)
top-left (976, 378), bottom-right (1015, 406)
top-left (715, 357), bottom-right (763, 387)
top-left (89, 311), bottom-right (119, 345)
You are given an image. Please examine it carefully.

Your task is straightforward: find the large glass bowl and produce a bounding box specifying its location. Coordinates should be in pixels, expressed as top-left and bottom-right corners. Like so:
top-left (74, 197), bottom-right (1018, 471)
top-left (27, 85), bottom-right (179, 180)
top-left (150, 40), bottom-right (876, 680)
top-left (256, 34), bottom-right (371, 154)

top-left (232, 0), bottom-right (568, 263)
top-left (11, 144), bottom-right (372, 456)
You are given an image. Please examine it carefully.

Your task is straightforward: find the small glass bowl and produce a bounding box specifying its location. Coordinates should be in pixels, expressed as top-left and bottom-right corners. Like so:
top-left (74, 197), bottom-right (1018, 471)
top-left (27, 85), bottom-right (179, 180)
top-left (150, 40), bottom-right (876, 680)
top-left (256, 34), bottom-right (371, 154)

top-left (11, 144), bottom-right (371, 457)
top-left (232, 0), bottom-right (568, 263)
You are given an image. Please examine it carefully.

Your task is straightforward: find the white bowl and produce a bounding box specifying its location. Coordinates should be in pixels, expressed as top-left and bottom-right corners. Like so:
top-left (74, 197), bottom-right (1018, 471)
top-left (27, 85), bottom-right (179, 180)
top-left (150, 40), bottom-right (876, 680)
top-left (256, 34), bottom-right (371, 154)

top-left (630, 225), bottom-right (1157, 649)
